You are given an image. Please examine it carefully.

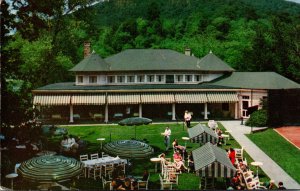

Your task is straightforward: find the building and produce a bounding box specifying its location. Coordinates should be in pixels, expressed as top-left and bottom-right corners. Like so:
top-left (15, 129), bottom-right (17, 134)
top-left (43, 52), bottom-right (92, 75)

top-left (32, 42), bottom-right (300, 123)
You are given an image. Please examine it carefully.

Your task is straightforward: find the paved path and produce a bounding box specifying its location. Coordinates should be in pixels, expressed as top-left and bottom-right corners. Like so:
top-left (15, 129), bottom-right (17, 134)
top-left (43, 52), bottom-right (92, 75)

top-left (220, 120), bottom-right (300, 189)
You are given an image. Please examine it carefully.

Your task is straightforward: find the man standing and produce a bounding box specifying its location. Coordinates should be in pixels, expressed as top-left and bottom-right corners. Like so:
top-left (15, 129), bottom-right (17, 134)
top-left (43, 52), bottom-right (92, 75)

top-left (163, 126), bottom-right (171, 151)
top-left (184, 110), bottom-right (192, 128)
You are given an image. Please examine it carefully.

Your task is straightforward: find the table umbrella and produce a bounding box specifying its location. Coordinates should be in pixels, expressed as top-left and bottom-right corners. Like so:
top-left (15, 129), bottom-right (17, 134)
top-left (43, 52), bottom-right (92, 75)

top-left (103, 140), bottom-right (154, 159)
top-left (118, 117), bottom-right (152, 139)
top-left (17, 155), bottom-right (83, 182)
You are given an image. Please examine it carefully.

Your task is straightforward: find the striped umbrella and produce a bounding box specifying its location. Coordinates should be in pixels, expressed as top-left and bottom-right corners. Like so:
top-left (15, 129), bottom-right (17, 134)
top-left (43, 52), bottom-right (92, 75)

top-left (18, 155), bottom-right (83, 182)
top-left (103, 140), bottom-right (154, 159)
top-left (118, 117), bottom-right (152, 139)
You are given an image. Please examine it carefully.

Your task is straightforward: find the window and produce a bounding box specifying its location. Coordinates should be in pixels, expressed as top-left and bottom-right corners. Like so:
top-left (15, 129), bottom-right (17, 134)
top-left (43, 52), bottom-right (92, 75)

top-left (107, 76), bottom-right (115, 83)
top-left (147, 75), bottom-right (155, 82)
top-left (78, 76), bottom-right (83, 83)
top-left (137, 75), bottom-right (145, 83)
top-left (242, 96), bottom-right (249, 99)
top-left (166, 75), bottom-right (174, 83)
top-left (195, 75), bottom-right (201, 82)
top-left (176, 75), bottom-right (183, 82)
top-left (185, 75), bottom-right (192, 82)
top-left (156, 75), bottom-right (164, 82)
top-left (117, 76), bottom-right (125, 83)
top-left (127, 75), bottom-right (135, 83)
top-left (89, 76), bottom-right (97, 84)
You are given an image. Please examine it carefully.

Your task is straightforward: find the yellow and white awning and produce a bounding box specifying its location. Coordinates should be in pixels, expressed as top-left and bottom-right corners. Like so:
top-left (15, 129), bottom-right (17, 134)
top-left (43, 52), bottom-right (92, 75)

top-left (72, 94), bottom-right (106, 105)
top-left (107, 93), bottom-right (140, 105)
top-left (33, 95), bottom-right (71, 106)
top-left (207, 92), bottom-right (238, 103)
top-left (175, 92), bottom-right (207, 103)
top-left (140, 93), bottom-right (175, 104)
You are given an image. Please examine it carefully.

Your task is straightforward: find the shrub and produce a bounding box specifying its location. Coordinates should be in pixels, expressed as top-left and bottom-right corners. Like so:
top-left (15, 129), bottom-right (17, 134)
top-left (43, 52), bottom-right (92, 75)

top-left (245, 109), bottom-right (267, 127)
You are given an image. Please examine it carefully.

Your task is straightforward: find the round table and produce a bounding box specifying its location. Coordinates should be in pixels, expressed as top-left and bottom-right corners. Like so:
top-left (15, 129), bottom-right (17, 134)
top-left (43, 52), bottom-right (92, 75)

top-left (97, 138), bottom-right (105, 149)
top-left (6, 173), bottom-right (18, 189)
top-left (150, 157), bottom-right (161, 173)
top-left (251, 161), bottom-right (263, 177)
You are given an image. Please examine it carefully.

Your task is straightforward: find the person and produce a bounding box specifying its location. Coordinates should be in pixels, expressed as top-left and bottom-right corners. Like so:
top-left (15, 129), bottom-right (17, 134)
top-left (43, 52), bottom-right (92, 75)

top-left (216, 128), bottom-right (224, 145)
top-left (228, 148), bottom-right (236, 165)
top-left (184, 110), bottom-right (192, 128)
top-left (263, 179), bottom-right (275, 189)
top-left (187, 151), bottom-right (194, 172)
top-left (162, 126), bottom-right (171, 151)
top-left (173, 150), bottom-right (188, 172)
top-left (120, 177), bottom-right (133, 190)
top-left (141, 169), bottom-right (149, 181)
top-left (60, 136), bottom-right (69, 152)
top-left (172, 139), bottom-right (185, 154)
top-left (68, 135), bottom-right (79, 152)
top-left (278, 181), bottom-right (286, 190)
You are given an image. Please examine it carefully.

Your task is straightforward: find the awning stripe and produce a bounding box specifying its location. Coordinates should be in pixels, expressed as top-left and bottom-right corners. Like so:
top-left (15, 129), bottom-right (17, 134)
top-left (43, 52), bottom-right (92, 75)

top-left (108, 94), bottom-right (140, 105)
top-left (207, 92), bottom-right (238, 103)
top-left (72, 94), bottom-right (105, 105)
top-left (33, 95), bottom-right (71, 106)
top-left (175, 92), bottom-right (207, 103)
top-left (140, 93), bottom-right (175, 104)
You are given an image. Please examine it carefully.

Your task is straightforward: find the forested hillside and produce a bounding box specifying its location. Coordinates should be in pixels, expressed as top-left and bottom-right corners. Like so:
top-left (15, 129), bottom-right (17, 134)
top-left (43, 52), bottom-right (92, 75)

top-left (2, 0), bottom-right (300, 123)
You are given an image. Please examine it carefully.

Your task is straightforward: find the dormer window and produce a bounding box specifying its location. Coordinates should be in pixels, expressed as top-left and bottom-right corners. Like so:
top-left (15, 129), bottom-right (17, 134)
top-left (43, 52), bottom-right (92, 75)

top-left (117, 75), bottom-right (125, 83)
top-left (137, 75), bottom-right (145, 83)
top-left (147, 75), bottom-right (155, 82)
top-left (78, 76), bottom-right (83, 83)
top-left (89, 76), bottom-right (97, 84)
top-left (127, 75), bottom-right (135, 83)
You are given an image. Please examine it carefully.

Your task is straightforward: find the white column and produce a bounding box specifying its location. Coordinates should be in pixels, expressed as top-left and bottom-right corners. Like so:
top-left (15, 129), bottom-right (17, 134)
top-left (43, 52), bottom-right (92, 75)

top-left (139, 104), bottom-right (142, 117)
top-left (204, 103), bottom-right (208, 120)
top-left (69, 105), bottom-right (74, 123)
top-left (172, 103), bottom-right (176, 120)
top-left (104, 104), bottom-right (108, 123)
top-left (235, 102), bottom-right (238, 119)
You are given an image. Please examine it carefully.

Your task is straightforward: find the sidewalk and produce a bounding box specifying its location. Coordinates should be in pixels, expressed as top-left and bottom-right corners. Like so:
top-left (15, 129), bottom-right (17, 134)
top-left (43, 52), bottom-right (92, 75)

top-left (220, 120), bottom-right (300, 189)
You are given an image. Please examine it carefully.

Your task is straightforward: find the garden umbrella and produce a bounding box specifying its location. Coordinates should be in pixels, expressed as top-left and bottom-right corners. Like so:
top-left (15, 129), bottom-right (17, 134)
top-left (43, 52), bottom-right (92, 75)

top-left (118, 117), bottom-right (152, 139)
top-left (103, 140), bottom-right (154, 159)
top-left (17, 155), bottom-right (83, 182)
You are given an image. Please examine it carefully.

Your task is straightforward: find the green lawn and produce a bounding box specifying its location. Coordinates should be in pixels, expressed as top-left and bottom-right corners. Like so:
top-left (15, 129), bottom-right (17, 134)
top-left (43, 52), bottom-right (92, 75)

top-left (247, 129), bottom-right (300, 184)
top-left (28, 122), bottom-right (270, 190)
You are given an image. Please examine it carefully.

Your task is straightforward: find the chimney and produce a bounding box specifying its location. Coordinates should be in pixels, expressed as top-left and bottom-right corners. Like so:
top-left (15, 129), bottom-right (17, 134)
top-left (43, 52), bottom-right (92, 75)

top-left (184, 47), bottom-right (191, 56)
top-left (84, 41), bottom-right (91, 58)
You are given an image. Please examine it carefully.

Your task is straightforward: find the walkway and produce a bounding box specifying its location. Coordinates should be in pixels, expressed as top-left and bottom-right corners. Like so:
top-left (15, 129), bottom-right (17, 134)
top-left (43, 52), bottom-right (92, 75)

top-left (221, 120), bottom-right (300, 189)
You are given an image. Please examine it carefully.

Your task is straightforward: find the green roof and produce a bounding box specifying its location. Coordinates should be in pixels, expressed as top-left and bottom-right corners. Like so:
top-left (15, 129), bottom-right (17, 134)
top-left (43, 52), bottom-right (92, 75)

top-left (188, 123), bottom-right (218, 139)
top-left (197, 51), bottom-right (234, 71)
top-left (33, 82), bottom-right (232, 92)
top-left (192, 142), bottom-right (236, 172)
top-left (212, 72), bottom-right (300, 89)
top-left (69, 53), bottom-right (110, 72)
top-left (104, 49), bottom-right (234, 72)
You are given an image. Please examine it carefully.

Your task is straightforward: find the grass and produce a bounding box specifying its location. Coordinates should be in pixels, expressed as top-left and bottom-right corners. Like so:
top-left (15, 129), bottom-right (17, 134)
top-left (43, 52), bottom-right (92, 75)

top-left (247, 128), bottom-right (300, 184)
top-left (11, 122), bottom-right (272, 190)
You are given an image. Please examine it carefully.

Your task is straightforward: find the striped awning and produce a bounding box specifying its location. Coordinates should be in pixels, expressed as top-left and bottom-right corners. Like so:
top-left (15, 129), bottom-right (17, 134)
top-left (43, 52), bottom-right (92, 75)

top-left (193, 142), bottom-right (236, 178)
top-left (33, 95), bottom-right (71, 106)
top-left (175, 92), bottom-right (207, 103)
top-left (207, 92), bottom-right (238, 103)
top-left (72, 94), bottom-right (106, 105)
top-left (141, 93), bottom-right (175, 104)
top-left (108, 93), bottom-right (140, 105)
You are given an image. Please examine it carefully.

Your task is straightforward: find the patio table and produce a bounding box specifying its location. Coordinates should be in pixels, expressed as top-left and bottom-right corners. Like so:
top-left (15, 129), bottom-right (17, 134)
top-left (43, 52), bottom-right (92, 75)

top-left (82, 156), bottom-right (127, 168)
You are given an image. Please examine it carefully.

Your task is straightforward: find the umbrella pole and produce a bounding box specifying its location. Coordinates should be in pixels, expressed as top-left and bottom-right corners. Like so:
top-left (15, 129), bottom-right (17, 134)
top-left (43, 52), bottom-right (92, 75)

top-left (135, 126), bottom-right (136, 140)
